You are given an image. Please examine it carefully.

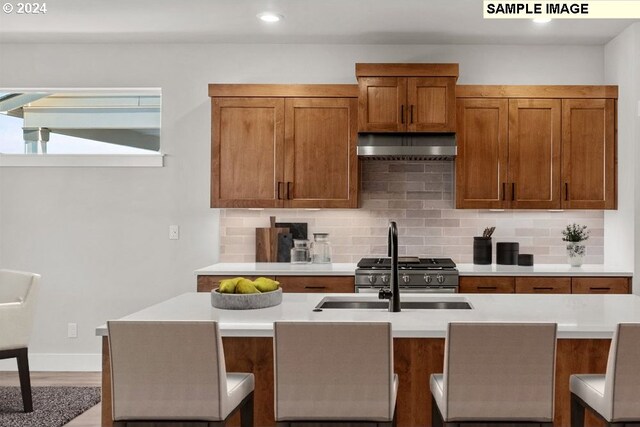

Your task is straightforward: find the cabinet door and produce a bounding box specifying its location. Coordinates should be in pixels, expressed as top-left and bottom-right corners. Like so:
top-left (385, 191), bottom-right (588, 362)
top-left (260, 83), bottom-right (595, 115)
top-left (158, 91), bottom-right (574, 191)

top-left (572, 277), bottom-right (629, 294)
top-left (456, 98), bottom-right (509, 209)
top-left (459, 276), bottom-right (515, 293)
top-left (561, 99), bottom-right (616, 209)
top-left (283, 98), bottom-right (358, 208)
top-left (407, 77), bottom-right (456, 132)
top-left (358, 77), bottom-right (407, 132)
top-left (508, 99), bottom-right (562, 209)
top-left (515, 277), bottom-right (571, 294)
top-left (211, 98), bottom-right (285, 208)
top-left (276, 276), bottom-right (354, 293)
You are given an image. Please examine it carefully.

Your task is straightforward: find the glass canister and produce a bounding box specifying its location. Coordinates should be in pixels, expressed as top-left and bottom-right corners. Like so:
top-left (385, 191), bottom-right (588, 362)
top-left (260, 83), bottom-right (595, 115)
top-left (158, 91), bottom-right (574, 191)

top-left (311, 233), bottom-right (332, 264)
top-left (290, 239), bottom-right (311, 264)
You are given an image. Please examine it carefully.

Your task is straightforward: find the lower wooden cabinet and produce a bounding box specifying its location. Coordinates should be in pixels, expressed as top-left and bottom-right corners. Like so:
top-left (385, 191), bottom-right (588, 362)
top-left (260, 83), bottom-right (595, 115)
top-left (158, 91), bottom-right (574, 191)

top-left (515, 277), bottom-right (571, 294)
top-left (459, 276), bottom-right (515, 293)
top-left (197, 275), bottom-right (354, 293)
top-left (572, 277), bottom-right (630, 294)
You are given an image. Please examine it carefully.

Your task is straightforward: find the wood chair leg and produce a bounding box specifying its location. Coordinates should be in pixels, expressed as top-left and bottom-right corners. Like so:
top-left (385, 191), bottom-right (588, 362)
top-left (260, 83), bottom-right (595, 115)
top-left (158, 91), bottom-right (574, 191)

top-left (16, 348), bottom-right (33, 413)
top-left (240, 392), bottom-right (254, 427)
top-left (571, 393), bottom-right (586, 427)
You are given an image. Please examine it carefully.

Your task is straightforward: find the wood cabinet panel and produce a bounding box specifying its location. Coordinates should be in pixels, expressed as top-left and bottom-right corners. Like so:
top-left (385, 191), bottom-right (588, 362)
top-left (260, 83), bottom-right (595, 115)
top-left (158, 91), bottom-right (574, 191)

top-left (508, 99), bottom-right (562, 209)
top-left (515, 277), bottom-right (571, 294)
top-left (211, 98), bottom-right (284, 208)
top-left (358, 77), bottom-right (407, 132)
top-left (456, 98), bottom-right (509, 208)
top-left (459, 276), bottom-right (515, 293)
top-left (561, 99), bottom-right (616, 209)
top-left (275, 276), bottom-right (354, 293)
top-left (284, 98), bottom-right (358, 208)
top-left (572, 277), bottom-right (629, 294)
top-left (407, 77), bottom-right (456, 132)
top-left (197, 275), bottom-right (276, 293)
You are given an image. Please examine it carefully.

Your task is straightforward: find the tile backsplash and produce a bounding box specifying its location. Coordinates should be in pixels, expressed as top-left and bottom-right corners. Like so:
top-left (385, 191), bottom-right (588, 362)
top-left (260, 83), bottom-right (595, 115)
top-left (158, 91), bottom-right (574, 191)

top-left (219, 161), bottom-right (604, 264)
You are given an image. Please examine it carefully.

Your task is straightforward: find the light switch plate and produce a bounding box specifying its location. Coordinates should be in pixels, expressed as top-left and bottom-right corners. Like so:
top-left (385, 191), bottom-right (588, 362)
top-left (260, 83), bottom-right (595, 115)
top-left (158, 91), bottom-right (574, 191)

top-left (169, 225), bottom-right (179, 240)
top-left (67, 323), bottom-right (78, 338)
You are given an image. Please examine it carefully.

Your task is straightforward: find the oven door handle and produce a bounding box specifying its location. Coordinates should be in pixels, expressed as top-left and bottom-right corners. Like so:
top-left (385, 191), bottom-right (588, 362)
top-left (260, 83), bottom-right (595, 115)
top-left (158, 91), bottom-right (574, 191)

top-left (355, 287), bottom-right (457, 294)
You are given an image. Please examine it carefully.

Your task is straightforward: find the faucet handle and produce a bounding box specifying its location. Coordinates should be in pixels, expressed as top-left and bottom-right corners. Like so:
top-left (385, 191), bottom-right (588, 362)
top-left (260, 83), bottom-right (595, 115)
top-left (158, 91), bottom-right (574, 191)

top-left (378, 288), bottom-right (393, 300)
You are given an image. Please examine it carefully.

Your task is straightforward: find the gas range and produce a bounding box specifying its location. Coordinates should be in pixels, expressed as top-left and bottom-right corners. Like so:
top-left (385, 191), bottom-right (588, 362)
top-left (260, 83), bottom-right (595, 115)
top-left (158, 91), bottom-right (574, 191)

top-left (355, 256), bottom-right (459, 293)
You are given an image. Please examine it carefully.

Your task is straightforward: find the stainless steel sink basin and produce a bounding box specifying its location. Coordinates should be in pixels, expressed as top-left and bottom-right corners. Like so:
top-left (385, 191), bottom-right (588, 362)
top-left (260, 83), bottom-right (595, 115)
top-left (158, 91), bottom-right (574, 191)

top-left (315, 297), bottom-right (472, 310)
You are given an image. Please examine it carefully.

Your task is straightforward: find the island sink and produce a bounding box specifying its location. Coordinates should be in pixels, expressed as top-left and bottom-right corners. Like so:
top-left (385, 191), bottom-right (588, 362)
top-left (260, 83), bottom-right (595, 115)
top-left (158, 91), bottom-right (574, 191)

top-left (315, 297), bottom-right (472, 310)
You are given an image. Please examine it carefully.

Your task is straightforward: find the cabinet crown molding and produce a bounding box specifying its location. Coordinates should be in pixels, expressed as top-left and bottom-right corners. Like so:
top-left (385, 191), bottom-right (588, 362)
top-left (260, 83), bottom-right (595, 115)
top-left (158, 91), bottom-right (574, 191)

top-left (456, 85), bottom-right (618, 99)
top-left (355, 63), bottom-right (459, 78)
top-left (208, 84), bottom-right (358, 98)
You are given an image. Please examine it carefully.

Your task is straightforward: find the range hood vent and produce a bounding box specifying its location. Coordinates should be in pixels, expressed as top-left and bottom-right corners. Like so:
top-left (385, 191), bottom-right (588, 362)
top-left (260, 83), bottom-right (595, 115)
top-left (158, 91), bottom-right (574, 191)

top-left (357, 133), bottom-right (457, 161)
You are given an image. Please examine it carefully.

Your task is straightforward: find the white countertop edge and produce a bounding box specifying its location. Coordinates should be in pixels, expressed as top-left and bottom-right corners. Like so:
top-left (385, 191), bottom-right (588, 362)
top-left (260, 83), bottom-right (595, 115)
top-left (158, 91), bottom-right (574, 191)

top-left (195, 263), bottom-right (633, 277)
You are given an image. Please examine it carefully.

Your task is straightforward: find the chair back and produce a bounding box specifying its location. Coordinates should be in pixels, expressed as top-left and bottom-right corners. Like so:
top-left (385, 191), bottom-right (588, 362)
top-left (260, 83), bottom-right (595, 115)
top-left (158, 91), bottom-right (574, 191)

top-left (442, 322), bottom-right (557, 422)
top-left (274, 321), bottom-right (394, 422)
top-left (108, 320), bottom-right (228, 421)
top-left (605, 323), bottom-right (640, 420)
top-left (0, 269), bottom-right (41, 351)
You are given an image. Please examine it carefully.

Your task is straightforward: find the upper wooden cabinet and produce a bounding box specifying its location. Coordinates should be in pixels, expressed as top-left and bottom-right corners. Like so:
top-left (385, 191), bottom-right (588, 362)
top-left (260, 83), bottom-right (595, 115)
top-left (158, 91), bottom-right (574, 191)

top-left (356, 64), bottom-right (458, 133)
top-left (561, 99), bottom-right (616, 209)
top-left (456, 86), bottom-right (617, 210)
top-left (210, 85), bottom-right (359, 209)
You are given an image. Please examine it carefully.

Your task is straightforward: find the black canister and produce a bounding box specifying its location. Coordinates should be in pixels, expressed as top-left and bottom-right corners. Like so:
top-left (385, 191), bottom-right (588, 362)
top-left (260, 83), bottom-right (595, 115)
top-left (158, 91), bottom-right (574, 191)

top-left (496, 242), bottom-right (519, 265)
top-left (473, 237), bottom-right (492, 265)
top-left (518, 254), bottom-right (534, 266)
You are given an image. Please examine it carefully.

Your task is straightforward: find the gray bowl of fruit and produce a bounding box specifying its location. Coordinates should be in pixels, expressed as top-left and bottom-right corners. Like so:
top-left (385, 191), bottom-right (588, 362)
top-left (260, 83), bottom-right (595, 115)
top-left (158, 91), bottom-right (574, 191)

top-left (211, 277), bottom-right (282, 310)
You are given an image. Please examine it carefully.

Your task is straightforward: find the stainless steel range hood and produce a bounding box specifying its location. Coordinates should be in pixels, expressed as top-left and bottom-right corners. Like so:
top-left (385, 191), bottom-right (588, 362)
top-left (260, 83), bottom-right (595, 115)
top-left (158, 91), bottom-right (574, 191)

top-left (357, 133), bottom-right (457, 161)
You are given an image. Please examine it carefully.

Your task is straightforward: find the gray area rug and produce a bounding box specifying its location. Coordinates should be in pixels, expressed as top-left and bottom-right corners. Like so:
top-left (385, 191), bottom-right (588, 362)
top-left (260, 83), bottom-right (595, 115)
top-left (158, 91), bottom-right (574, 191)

top-left (0, 386), bottom-right (101, 427)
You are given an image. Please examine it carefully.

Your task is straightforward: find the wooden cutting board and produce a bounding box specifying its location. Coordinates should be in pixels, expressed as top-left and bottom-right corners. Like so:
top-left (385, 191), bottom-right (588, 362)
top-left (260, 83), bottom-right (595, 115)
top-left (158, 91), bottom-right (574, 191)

top-left (255, 216), bottom-right (289, 262)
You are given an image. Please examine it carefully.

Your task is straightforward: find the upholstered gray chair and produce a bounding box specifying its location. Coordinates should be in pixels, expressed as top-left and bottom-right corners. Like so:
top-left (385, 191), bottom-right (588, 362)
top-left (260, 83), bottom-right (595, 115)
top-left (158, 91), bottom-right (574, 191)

top-left (108, 320), bottom-right (254, 427)
top-left (430, 322), bottom-right (557, 427)
top-left (274, 321), bottom-right (398, 426)
top-left (570, 323), bottom-right (640, 427)
top-left (0, 269), bottom-right (41, 413)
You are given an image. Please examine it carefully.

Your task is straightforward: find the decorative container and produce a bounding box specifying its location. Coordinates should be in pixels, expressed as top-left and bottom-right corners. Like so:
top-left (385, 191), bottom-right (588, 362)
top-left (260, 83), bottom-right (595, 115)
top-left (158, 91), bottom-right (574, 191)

top-left (473, 237), bottom-right (492, 265)
top-left (496, 242), bottom-right (519, 265)
top-left (311, 233), bottom-right (332, 264)
top-left (211, 288), bottom-right (282, 310)
top-left (566, 242), bottom-right (586, 267)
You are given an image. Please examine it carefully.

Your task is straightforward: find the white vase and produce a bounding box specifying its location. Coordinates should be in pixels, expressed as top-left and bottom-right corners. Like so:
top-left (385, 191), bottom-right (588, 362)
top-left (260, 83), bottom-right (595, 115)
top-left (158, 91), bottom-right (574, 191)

top-left (567, 242), bottom-right (586, 267)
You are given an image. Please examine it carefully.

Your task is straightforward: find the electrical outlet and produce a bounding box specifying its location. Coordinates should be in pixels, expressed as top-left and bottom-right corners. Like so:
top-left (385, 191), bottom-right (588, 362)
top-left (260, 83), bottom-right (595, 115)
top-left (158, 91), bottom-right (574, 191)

top-left (67, 323), bottom-right (78, 338)
top-left (169, 225), bottom-right (179, 240)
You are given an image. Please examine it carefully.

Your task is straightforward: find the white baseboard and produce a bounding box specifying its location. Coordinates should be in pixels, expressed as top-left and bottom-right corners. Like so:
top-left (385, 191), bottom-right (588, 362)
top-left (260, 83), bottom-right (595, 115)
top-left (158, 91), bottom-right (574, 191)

top-left (0, 353), bottom-right (101, 372)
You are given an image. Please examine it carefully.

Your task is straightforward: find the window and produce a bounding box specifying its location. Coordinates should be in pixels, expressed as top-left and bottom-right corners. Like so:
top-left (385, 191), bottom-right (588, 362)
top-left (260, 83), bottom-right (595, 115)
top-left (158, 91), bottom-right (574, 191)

top-left (0, 89), bottom-right (163, 167)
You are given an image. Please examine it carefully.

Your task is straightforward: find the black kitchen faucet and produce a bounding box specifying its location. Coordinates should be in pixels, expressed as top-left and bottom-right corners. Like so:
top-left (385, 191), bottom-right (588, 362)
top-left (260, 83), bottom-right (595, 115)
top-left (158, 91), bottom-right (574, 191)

top-left (378, 221), bottom-right (401, 312)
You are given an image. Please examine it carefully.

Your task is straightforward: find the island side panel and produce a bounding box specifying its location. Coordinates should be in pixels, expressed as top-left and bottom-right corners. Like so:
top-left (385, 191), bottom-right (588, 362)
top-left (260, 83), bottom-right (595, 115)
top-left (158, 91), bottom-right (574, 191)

top-left (102, 336), bottom-right (113, 427)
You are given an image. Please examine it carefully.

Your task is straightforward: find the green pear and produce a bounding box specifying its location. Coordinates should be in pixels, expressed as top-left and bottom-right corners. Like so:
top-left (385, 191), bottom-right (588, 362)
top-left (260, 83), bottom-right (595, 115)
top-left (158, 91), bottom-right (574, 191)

top-left (219, 278), bottom-right (241, 294)
top-left (254, 277), bottom-right (279, 293)
top-left (235, 278), bottom-right (261, 294)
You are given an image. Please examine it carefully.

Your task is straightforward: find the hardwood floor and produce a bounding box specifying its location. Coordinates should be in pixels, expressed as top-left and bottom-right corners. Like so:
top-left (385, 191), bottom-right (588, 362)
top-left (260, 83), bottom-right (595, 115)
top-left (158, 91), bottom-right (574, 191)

top-left (0, 371), bottom-right (102, 427)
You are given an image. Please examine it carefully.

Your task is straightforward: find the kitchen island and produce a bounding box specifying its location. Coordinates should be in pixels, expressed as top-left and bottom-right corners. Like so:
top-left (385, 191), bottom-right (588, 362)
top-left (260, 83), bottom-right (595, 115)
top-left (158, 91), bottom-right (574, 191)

top-left (96, 292), bottom-right (640, 427)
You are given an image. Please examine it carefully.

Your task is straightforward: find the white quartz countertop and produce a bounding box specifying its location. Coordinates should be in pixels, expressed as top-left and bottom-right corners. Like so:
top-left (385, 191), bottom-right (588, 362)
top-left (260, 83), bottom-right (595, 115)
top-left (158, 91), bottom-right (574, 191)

top-left (195, 262), bottom-right (632, 277)
top-left (96, 292), bottom-right (640, 339)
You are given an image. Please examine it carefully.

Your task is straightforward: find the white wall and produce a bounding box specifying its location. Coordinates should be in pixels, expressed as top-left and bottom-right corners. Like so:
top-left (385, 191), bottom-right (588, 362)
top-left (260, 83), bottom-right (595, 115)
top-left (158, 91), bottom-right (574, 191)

top-left (0, 43), bottom-right (605, 370)
top-left (604, 23), bottom-right (640, 295)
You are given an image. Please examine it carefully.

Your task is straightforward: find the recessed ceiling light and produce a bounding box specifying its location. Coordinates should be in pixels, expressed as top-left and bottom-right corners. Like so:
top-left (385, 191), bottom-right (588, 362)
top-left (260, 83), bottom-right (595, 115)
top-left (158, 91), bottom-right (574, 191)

top-left (533, 17), bottom-right (552, 24)
top-left (258, 12), bottom-right (284, 23)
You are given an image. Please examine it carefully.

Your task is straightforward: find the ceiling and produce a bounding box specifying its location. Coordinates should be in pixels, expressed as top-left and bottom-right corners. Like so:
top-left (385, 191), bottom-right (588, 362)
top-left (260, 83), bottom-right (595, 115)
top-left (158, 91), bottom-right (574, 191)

top-left (0, 0), bottom-right (636, 45)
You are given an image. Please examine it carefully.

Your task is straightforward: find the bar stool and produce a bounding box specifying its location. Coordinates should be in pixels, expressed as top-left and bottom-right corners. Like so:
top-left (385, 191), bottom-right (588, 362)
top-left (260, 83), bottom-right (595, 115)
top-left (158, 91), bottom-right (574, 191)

top-left (430, 322), bottom-right (557, 427)
top-left (273, 321), bottom-right (398, 426)
top-left (108, 320), bottom-right (255, 427)
top-left (570, 323), bottom-right (640, 426)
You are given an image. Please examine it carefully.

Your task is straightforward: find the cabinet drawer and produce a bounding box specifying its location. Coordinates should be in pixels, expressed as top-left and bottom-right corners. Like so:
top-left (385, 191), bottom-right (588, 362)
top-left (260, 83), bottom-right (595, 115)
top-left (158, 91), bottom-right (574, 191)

top-left (276, 276), bottom-right (354, 293)
top-left (197, 275), bottom-right (275, 292)
top-left (459, 276), bottom-right (515, 293)
top-left (515, 277), bottom-right (571, 294)
top-left (572, 277), bottom-right (630, 294)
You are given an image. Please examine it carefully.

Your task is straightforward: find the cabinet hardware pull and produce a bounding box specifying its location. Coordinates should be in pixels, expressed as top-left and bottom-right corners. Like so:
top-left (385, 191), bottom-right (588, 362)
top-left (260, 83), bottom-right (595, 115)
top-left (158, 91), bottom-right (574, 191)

top-left (502, 183), bottom-right (506, 201)
top-left (565, 183), bottom-right (569, 201)
top-left (590, 287), bottom-right (611, 292)
top-left (305, 286), bottom-right (326, 289)
top-left (287, 182), bottom-right (293, 200)
top-left (277, 182), bottom-right (284, 200)
top-left (410, 105), bottom-right (414, 123)
top-left (533, 287), bottom-right (554, 291)
top-left (478, 286), bottom-right (497, 290)
top-left (400, 105), bottom-right (405, 124)
top-left (512, 183), bottom-right (516, 201)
